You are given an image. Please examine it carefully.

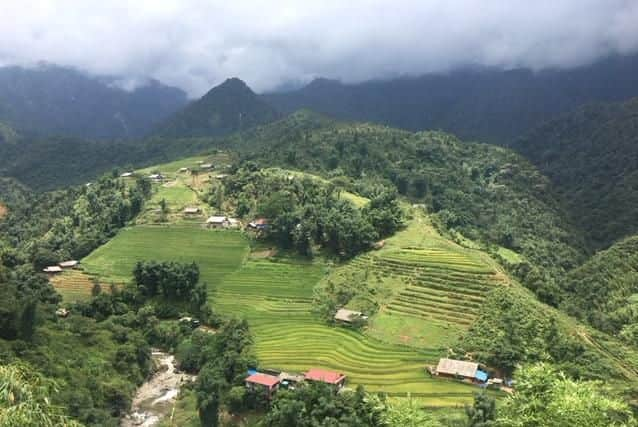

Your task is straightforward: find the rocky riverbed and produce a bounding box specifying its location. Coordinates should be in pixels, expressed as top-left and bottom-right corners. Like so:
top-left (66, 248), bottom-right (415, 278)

top-left (121, 350), bottom-right (194, 427)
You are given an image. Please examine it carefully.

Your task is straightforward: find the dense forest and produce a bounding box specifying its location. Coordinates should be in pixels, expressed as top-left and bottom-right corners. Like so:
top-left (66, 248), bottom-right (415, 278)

top-left (514, 97), bottom-right (638, 250)
top-left (215, 111), bottom-right (586, 305)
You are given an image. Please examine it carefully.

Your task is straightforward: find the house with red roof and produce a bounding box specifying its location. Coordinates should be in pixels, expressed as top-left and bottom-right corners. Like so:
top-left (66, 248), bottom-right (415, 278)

top-left (304, 368), bottom-right (347, 388)
top-left (245, 373), bottom-right (281, 398)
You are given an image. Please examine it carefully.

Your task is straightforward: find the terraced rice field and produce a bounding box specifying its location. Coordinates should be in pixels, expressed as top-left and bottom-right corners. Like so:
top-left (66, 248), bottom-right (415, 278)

top-left (82, 225), bottom-right (480, 403)
top-left (50, 270), bottom-right (101, 302)
top-left (213, 256), bottom-right (475, 397)
top-left (353, 248), bottom-right (501, 327)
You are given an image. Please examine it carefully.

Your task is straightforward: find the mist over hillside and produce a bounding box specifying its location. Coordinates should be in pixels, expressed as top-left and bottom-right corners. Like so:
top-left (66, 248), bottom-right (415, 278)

top-left (264, 54), bottom-right (638, 144)
top-left (0, 65), bottom-right (188, 140)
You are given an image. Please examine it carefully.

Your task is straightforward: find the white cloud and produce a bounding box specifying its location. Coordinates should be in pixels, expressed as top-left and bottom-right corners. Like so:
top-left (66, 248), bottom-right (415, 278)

top-left (1, 0), bottom-right (637, 97)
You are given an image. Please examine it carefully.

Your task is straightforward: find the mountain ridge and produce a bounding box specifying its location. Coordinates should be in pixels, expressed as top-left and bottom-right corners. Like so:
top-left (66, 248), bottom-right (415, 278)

top-left (155, 77), bottom-right (280, 138)
top-left (263, 53), bottom-right (638, 144)
top-left (0, 64), bottom-right (188, 140)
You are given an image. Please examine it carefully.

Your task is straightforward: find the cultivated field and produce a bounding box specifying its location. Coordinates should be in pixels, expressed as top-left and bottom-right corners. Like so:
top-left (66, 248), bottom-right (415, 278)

top-left (321, 208), bottom-right (506, 349)
top-left (81, 223), bottom-right (482, 404)
top-left (82, 225), bottom-right (248, 285)
top-left (50, 270), bottom-right (97, 302)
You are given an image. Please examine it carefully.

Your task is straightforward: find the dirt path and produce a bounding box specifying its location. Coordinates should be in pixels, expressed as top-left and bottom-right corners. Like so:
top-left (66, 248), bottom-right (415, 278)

top-left (121, 351), bottom-right (194, 427)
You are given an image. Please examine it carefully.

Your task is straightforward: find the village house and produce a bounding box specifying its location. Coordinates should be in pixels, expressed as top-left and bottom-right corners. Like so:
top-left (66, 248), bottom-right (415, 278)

top-left (434, 358), bottom-right (488, 383)
top-left (55, 308), bottom-right (69, 318)
top-left (148, 173), bottom-right (165, 182)
top-left (227, 217), bottom-right (241, 228)
top-left (245, 373), bottom-right (281, 398)
top-left (206, 215), bottom-right (229, 228)
top-left (58, 260), bottom-right (79, 269)
top-left (215, 174), bottom-right (229, 180)
top-left (200, 163), bottom-right (213, 169)
top-left (304, 368), bottom-right (347, 389)
top-left (43, 266), bottom-right (63, 274)
top-left (334, 308), bottom-right (367, 324)
top-left (248, 218), bottom-right (269, 230)
top-left (278, 372), bottom-right (305, 390)
top-left (120, 172), bottom-right (134, 178)
top-left (178, 167), bottom-right (189, 173)
top-left (183, 207), bottom-right (201, 215)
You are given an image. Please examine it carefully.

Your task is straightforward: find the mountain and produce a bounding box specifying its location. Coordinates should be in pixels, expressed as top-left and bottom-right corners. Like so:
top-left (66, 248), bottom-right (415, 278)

top-left (513, 97), bottom-right (638, 250)
top-left (0, 64), bottom-right (188, 140)
top-left (217, 111), bottom-right (586, 305)
top-left (155, 77), bottom-right (280, 138)
top-left (264, 54), bottom-right (638, 144)
top-left (561, 235), bottom-right (638, 341)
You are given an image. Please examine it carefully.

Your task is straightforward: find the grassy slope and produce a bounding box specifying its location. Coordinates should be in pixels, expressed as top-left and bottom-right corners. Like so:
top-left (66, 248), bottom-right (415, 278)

top-left (77, 159), bottom-right (638, 409)
top-left (323, 208), bottom-right (508, 350)
top-left (79, 166), bottom-right (486, 405)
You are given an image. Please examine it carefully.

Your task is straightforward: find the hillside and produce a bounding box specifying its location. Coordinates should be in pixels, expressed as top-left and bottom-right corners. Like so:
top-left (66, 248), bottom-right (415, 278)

top-left (0, 64), bottom-right (187, 139)
top-left (513, 97), bottom-right (638, 250)
top-left (73, 158), bottom-right (638, 401)
top-left (561, 236), bottom-right (638, 341)
top-left (264, 53), bottom-right (638, 144)
top-left (155, 78), bottom-right (280, 138)
top-left (218, 111), bottom-right (586, 305)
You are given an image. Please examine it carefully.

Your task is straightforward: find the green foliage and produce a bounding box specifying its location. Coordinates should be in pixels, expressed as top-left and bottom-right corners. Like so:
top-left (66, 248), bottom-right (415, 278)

top-left (561, 236), bottom-right (638, 340)
top-left (189, 318), bottom-right (255, 427)
top-left (514, 98), bottom-right (638, 250)
top-left (466, 392), bottom-right (496, 427)
top-left (383, 397), bottom-right (441, 426)
top-left (219, 112), bottom-right (585, 305)
top-left (494, 363), bottom-right (636, 427)
top-left (0, 174), bottom-right (150, 267)
top-left (457, 287), bottom-right (614, 378)
top-left (0, 363), bottom-right (83, 427)
top-left (263, 384), bottom-right (386, 427)
top-left (223, 167), bottom-right (403, 258)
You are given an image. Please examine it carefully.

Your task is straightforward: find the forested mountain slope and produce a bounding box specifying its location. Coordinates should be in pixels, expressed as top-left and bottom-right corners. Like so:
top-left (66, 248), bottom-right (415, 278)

top-left (0, 65), bottom-right (187, 139)
top-left (514, 97), bottom-right (638, 250)
top-left (264, 53), bottom-right (638, 144)
top-left (561, 236), bottom-right (638, 341)
top-left (155, 77), bottom-right (280, 138)
top-left (0, 134), bottom-right (217, 189)
top-left (218, 111), bottom-right (586, 305)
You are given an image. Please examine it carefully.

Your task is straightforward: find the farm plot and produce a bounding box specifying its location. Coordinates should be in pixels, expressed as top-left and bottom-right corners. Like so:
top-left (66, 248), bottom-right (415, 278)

top-left (50, 270), bottom-right (98, 302)
top-left (82, 225), bottom-right (482, 404)
top-left (213, 256), bottom-right (478, 401)
top-left (357, 247), bottom-right (501, 327)
top-left (82, 225), bottom-right (248, 285)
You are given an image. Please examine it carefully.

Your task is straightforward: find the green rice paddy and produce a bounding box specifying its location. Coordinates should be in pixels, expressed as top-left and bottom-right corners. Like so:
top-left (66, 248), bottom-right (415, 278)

top-left (81, 223), bottom-right (483, 405)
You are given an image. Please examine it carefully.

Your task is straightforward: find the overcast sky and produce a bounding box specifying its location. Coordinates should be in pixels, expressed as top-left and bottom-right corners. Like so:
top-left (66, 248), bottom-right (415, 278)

top-left (2, 1), bottom-right (638, 97)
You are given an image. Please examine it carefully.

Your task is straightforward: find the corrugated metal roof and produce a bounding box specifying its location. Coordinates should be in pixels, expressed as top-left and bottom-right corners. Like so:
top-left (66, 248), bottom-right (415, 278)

top-left (436, 358), bottom-right (478, 378)
top-left (334, 308), bottom-right (363, 322)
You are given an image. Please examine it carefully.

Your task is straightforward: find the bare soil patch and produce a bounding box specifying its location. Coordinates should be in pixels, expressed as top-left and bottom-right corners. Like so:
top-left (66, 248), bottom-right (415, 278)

top-left (0, 203), bottom-right (7, 219)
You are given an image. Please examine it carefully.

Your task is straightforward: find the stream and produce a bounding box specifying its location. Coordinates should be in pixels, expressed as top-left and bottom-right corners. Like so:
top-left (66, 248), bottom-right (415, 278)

top-left (121, 350), bottom-right (194, 427)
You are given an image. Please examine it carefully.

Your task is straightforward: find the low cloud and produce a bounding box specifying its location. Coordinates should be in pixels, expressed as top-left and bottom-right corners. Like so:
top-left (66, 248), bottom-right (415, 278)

top-left (1, 0), bottom-right (637, 97)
